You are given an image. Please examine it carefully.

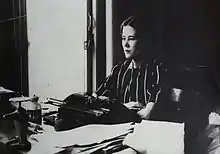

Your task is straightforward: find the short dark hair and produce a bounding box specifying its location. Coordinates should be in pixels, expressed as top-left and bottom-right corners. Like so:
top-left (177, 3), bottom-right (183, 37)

top-left (120, 16), bottom-right (147, 39)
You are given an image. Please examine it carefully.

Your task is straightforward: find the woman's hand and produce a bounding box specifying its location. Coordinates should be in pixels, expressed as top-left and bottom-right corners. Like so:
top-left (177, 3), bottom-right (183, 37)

top-left (137, 102), bottom-right (155, 120)
top-left (98, 96), bottom-right (110, 101)
top-left (92, 92), bottom-right (98, 98)
top-left (124, 101), bottom-right (144, 111)
top-left (92, 93), bottom-right (110, 101)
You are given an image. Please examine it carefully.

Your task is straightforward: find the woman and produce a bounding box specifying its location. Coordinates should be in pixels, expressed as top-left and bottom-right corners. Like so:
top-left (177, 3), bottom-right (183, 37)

top-left (93, 16), bottom-right (165, 120)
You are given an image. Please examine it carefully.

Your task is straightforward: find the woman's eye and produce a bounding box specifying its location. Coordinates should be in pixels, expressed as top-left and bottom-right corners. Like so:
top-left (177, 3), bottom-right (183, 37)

top-left (121, 37), bottom-right (126, 41)
top-left (128, 37), bottom-right (136, 41)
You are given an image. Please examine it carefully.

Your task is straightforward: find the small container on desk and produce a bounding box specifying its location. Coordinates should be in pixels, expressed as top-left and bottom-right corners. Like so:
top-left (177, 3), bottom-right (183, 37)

top-left (10, 96), bottom-right (42, 125)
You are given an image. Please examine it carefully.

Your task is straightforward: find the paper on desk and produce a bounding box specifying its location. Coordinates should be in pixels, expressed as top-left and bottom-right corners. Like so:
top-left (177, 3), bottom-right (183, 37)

top-left (209, 112), bottom-right (220, 125)
top-left (41, 103), bottom-right (59, 113)
top-left (28, 124), bottom-right (63, 154)
top-left (28, 138), bottom-right (65, 154)
top-left (29, 123), bottom-right (133, 153)
top-left (123, 120), bottom-right (184, 154)
top-left (0, 86), bottom-right (14, 94)
top-left (70, 138), bottom-right (124, 154)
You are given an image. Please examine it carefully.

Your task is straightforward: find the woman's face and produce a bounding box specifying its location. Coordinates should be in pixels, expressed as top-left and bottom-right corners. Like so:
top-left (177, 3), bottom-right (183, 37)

top-left (121, 25), bottom-right (140, 59)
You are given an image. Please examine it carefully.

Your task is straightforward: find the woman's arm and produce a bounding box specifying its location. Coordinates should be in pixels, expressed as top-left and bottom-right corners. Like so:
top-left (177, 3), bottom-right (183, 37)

top-left (136, 61), bottom-right (164, 119)
top-left (123, 101), bottom-right (155, 120)
top-left (94, 64), bottom-right (121, 99)
top-left (137, 102), bottom-right (155, 120)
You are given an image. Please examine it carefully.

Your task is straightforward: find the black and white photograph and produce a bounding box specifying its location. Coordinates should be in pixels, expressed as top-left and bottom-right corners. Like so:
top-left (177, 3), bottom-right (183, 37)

top-left (0, 0), bottom-right (220, 154)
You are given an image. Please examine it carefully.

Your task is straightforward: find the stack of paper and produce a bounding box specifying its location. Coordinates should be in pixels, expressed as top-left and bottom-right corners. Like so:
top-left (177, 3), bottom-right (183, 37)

top-left (123, 120), bottom-right (184, 154)
top-left (28, 123), bottom-right (133, 154)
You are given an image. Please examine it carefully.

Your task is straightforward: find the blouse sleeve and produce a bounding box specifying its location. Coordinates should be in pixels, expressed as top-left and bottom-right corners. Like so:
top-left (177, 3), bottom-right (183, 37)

top-left (95, 64), bottom-right (120, 98)
top-left (148, 60), bottom-right (167, 103)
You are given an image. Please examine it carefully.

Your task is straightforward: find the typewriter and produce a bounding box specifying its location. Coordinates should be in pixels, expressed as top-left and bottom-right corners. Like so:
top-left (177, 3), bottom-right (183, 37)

top-left (48, 93), bottom-right (141, 131)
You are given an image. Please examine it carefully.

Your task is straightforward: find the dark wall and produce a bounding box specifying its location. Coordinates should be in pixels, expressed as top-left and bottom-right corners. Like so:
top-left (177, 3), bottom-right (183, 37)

top-left (96, 0), bottom-right (106, 89)
top-left (0, 0), bottom-right (28, 94)
top-left (112, 0), bottom-right (219, 69)
top-left (163, 0), bottom-right (219, 68)
top-left (0, 1), bottom-right (18, 90)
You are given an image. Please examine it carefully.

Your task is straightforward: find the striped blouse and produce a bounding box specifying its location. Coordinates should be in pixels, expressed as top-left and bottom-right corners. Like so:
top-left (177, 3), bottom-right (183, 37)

top-left (95, 59), bottom-right (166, 106)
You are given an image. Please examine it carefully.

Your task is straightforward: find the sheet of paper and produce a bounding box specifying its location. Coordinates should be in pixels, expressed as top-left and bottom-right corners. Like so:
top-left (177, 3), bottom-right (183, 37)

top-left (0, 86), bottom-right (14, 94)
top-left (41, 103), bottom-right (59, 113)
top-left (28, 123), bottom-right (133, 154)
top-left (28, 138), bottom-right (65, 154)
top-left (123, 120), bottom-right (184, 154)
top-left (209, 112), bottom-right (220, 125)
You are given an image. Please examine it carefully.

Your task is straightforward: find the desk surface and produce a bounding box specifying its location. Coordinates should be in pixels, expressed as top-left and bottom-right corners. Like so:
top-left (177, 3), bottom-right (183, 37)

top-left (2, 103), bottom-right (219, 154)
top-left (28, 122), bottom-right (133, 154)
